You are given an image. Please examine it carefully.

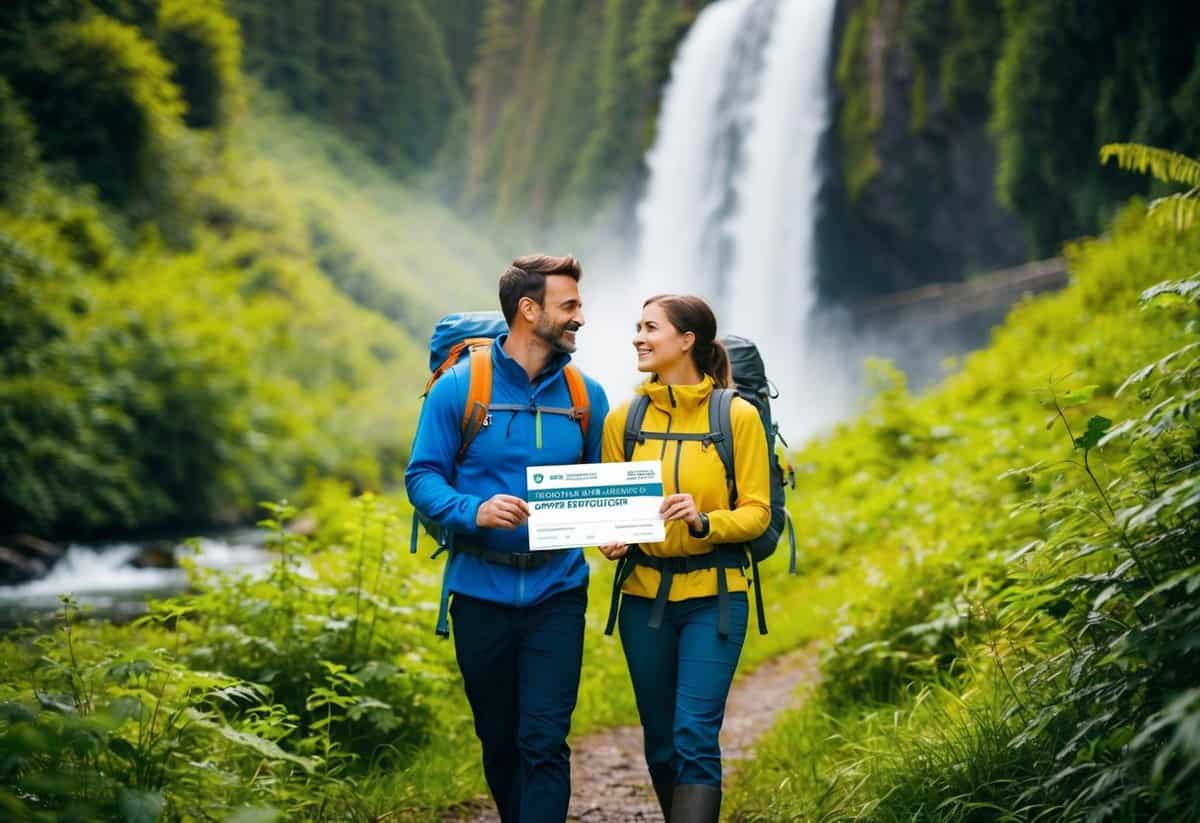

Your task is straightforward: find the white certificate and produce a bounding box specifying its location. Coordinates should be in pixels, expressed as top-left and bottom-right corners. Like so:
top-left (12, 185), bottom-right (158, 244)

top-left (526, 461), bottom-right (666, 551)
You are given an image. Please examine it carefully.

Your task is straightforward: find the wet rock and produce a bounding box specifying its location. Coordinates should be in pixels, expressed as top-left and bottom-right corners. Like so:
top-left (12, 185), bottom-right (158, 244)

top-left (128, 542), bottom-right (178, 569)
top-left (9, 534), bottom-right (62, 561)
top-left (0, 546), bottom-right (48, 585)
top-left (0, 535), bottom-right (63, 585)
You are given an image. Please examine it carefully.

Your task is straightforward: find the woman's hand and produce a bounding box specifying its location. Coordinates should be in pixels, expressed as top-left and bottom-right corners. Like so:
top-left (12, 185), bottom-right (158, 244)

top-left (660, 493), bottom-right (702, 532)
top-left (597, 541), bottom-right (628, 560)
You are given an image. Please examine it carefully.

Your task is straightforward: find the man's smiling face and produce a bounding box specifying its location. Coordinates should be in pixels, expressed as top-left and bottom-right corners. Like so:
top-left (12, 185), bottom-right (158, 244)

top-left (533, 274), bottom-right (585, 353)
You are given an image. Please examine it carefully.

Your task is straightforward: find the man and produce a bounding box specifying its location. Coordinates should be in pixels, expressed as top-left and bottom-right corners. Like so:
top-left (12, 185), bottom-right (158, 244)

top-left (405, 254), bottom-right (609, 822)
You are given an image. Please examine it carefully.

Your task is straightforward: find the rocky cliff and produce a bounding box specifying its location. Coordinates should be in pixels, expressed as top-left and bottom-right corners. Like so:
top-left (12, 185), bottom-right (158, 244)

top-left (819, 0), bottom-right (1199, 302)
top-left (817, 0), bottom-right (1028, 302)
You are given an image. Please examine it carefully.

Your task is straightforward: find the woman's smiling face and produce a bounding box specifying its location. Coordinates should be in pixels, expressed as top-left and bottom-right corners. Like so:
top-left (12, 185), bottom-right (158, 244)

top-left (634, 301), bottom-right (694, 374)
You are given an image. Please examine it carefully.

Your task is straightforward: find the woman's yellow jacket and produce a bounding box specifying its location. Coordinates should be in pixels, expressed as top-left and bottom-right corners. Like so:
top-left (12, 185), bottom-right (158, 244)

top-left (601, 376), bottom-right (771, 601)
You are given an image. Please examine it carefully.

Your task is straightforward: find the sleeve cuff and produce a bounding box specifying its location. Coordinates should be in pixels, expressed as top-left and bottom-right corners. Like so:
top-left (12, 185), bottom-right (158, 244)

top-left (452, 495), bottom-right (486, 534)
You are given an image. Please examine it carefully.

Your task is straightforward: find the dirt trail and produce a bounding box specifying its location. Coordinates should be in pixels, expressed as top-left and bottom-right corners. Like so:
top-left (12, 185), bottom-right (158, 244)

top-left (452, 648), bottom-right (819, 823)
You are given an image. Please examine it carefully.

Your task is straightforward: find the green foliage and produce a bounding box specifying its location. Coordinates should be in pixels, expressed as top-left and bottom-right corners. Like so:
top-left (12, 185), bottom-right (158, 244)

top-left (728, 205), bottom-right (1200, 821)
top-left (991, 1), bottom-right (1200, 254)
top-left (181, 497), bottom-right (454, 772)
top-left (0, 78), bottom-right (39, 207)
top-left (839, 0), bottom-right (1197, 257)
top-left (461, 0), bottom-right (697, 223)
top-left (157, 0), bottom-right (244, 129)
top-left (901, 0), bottom-right (1003, 116)
top-left (8, 15), bottom-right (188, 210)
top-left (1102, 143), bottom-right (1200, 232)
top-left (0, 196), bottom-right (303, 534)
top-left (0, 6), bottom-right (505, 536)
top-left (302, 204), bottom-right (454, 341)
top-left (0, 597), bottom-right (312, 820)
top-left (834, 0), bottom-right (882, 199)
top-left (229, 0), bottom-right (465, 173)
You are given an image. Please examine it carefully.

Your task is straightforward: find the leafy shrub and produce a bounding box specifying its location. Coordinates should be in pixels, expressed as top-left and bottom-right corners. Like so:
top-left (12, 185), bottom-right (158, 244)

top-left (0, 209), bottom-right (269, 534)
top-left (11, 16), bottom-right (187, 209)
top-left (0, 78), bottom-right (39, 207)
top-left (180, 496), bottom-right (454, 771)
top-left (0, 598), bottom-right (312, 820)
top-left (157, 0), bottom-right (243, 130)
top-left (991, 277), bottom-right (1200, 819)
top-left (821, 561), bottom-right (984, 708)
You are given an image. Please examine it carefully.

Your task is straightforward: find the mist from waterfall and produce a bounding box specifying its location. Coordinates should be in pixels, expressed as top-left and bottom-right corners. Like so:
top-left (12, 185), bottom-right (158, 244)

top-left (577, 0), bottom-right (848, 440)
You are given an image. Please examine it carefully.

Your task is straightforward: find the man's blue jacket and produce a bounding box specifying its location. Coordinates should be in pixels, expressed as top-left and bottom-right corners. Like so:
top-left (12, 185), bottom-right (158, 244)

top-left (405, 334), bottom-right (609, 609)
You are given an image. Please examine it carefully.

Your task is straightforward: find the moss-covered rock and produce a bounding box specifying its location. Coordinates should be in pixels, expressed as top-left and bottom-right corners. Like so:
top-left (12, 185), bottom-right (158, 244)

top-left (821, 0), bottom-right (1027, 301)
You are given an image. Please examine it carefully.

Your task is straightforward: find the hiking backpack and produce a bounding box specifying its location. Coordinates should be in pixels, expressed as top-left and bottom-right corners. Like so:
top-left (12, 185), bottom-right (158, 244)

top-left (408, 310), bottom-right (592, 634)
top-left (610, 334), bottom-right (796, 636)
top-left (719, 334), bottom-right (797, 567)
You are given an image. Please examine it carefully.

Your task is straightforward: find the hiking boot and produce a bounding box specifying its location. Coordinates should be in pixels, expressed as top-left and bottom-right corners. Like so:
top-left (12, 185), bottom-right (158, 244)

top-left (669, 784), bottom-right (720, 823)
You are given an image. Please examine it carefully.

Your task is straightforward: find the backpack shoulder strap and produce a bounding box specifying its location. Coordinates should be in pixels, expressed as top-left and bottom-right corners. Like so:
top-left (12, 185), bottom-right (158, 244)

top-left (457, 343), bottom-right (493, 462)
top-left (709, 388), bottom-right (737, 499)
top-left (562, 364), bottom-right (591, 438)
top-left (425, 336), bottom-right (491, 397)
top-left (623, 395), bottom-right (652, 461)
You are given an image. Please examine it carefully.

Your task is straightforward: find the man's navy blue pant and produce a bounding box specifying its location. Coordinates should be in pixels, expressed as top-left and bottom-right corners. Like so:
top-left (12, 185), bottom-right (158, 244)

top-left (618, 592), bottom-right (748, 788)
top-left (450, 586), bottom-right (586, 823)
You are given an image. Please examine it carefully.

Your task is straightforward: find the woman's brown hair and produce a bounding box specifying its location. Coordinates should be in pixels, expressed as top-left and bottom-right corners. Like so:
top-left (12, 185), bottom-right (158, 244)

top-left (643, 294), bottom-right (732, 388)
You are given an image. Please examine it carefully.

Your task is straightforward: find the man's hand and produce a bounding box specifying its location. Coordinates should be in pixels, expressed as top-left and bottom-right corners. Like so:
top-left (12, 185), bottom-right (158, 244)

top-left (660, 493), bottom-right (702, 532)
top-left (597, 541), bottom-right (629, 560)
top-left (476, 494), bottom-right (530, 529)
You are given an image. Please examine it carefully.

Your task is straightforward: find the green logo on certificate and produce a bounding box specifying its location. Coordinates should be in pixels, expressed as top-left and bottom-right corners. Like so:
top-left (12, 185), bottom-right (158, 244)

top-left (533, 473), bottom-right (544, 484)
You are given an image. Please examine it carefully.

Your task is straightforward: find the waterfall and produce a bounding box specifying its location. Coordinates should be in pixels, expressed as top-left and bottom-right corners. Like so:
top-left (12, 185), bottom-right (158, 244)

top-left (580, 0), bottom-right (846, 440)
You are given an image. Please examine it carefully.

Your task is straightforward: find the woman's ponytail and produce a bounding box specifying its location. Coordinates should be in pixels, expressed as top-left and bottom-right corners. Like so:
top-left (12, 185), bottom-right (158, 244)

top-left (708, 339), bottom-right (732, 389)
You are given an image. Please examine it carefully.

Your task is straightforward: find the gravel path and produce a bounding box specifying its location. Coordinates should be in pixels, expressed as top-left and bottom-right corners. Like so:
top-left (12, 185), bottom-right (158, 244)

top-left (450, 648), bottom-right (819, 822)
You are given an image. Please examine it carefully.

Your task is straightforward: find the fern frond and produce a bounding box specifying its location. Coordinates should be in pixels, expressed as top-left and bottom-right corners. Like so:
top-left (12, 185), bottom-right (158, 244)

top-left (1100, 143), bottom-right (1200, 187)
top-left (1147, 189), bottom-right (1200, 233)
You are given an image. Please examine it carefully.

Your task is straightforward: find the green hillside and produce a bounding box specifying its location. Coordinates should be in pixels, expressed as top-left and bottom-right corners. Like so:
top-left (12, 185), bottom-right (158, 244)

top-left (0, 1), bottom-right (501, 537)
top-left (726, 201), bottom-right (1200, 820)
top-left (226, 0), bottom-right (707, 229)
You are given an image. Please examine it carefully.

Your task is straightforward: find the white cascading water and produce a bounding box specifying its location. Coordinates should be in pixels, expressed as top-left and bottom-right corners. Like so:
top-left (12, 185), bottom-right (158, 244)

top-left (580, 0), bottom-right (847, 439)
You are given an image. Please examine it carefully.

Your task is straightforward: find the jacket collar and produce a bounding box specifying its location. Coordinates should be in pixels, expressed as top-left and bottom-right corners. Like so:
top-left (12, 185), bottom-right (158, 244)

top-left (492, 333), bottom-right (572, 389)
top-left (638, 374), bottom-right (714, 412)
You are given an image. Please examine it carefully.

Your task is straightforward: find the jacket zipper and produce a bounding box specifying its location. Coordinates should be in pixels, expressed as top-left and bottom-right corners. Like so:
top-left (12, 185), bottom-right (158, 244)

top-left (659, 412), bottom-right (673, 463)
top-left (674, 438), bottom-right (684, 499)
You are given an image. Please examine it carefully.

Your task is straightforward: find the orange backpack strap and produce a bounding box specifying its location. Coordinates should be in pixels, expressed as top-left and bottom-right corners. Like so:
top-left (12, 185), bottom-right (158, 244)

top-left (425, 337), bottom-right (493, 396)
top-left (457, 342), bottom-right (494, 462)
top-left (563, 364), bottom-right (591, 439)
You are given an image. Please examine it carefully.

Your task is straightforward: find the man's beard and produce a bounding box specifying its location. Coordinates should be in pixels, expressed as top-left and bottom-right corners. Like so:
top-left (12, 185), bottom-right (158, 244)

top-left (535, 314), bottom-right (579, 354)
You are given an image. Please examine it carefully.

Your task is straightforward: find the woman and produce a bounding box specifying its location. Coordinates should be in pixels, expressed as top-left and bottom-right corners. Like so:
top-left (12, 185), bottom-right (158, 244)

top-left (599, 294), bottom-right (771, 823)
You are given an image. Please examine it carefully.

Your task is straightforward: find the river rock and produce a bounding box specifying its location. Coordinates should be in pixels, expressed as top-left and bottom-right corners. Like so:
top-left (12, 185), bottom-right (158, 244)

top-left (128, 542), bottom-right (178, 569)
top-left (0, 535), bottom-right (63, 585)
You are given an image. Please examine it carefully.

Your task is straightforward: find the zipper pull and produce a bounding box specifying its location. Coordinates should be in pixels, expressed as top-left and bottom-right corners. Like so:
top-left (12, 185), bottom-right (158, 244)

top-left (535, 407), bottom-right (543, 449)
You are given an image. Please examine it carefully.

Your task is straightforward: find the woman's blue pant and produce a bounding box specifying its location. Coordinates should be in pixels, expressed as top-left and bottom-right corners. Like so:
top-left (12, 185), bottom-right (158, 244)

top-left (618, 592), bottom-right (748, 787)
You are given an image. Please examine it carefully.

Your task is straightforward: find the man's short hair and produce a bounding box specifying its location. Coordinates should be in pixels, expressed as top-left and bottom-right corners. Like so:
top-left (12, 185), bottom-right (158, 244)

top-left (498, 254), bottom-right (582, 325)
